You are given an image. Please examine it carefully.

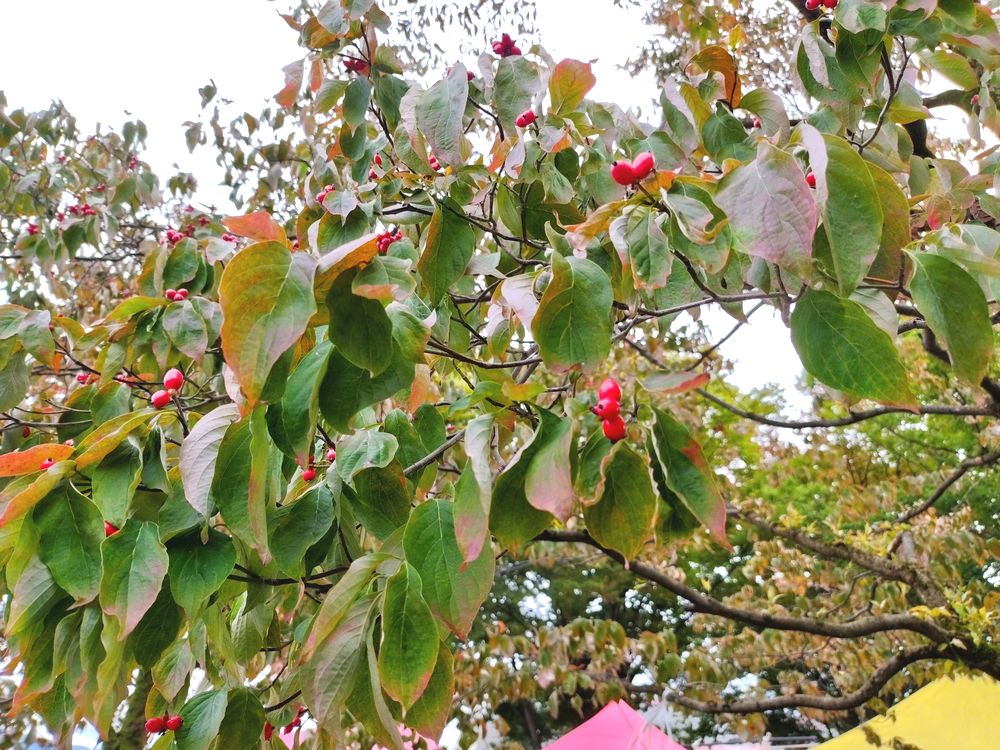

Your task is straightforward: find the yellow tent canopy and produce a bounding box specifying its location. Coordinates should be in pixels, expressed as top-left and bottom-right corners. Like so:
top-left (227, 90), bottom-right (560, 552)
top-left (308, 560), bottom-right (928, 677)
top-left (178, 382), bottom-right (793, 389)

top-left (817, 673), bottom-right (1000, 750)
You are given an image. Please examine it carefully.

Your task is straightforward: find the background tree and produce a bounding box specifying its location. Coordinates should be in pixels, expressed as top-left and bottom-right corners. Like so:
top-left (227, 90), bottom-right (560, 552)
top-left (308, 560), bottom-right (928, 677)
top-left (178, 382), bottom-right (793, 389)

top-left (1, 1), bottom-right (999, 749)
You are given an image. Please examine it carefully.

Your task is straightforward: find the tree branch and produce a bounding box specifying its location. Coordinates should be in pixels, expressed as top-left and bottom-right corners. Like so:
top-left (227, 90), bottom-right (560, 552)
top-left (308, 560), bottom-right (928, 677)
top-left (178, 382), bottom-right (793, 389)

top-left (896, 447), bottom-right (1000, 524)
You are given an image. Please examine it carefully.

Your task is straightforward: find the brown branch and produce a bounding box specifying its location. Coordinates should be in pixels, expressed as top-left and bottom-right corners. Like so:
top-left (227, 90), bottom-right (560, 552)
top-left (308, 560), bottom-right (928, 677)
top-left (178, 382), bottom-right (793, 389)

top-left (533, 530), bottom-right (952, 643)
top-left (896, 447), bottom-right (1000, 523)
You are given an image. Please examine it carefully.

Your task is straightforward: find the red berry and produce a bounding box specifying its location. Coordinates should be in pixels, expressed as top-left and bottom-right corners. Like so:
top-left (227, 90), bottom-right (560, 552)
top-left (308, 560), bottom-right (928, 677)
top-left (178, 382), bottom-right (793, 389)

top-left (222, 233), bottom-right (238, 243)
top-left (602, 416), bottom-right (627, 442)
top-left (467, 71), bottom-right (475, 81)
top-left (516, 109), bottom-right (536, 128)
top-left (326, 448), bottom-right (337, 461)
top-left (76, 372), bottom-right (91, 384)
top-left (822, 0), bottom-right (837, 7)
top-left (163, 368), bottom-right (184, 391)
top-left (591, 398), bottom-right (621, 420)
top-left (598, 378), bottom-right (622, 402)
top-left (374, 154), bottom-right (383, 167)
top-left (369, 169), bottom-right (378, 180)
top-left (26, 223), bottom-right (40, 236)
top-left (610, 161), bottom-right (638, 186)
top-left (805, 0), bottom-right (820, 8)
top-left (176, 289), bottom-right (189, 300)
top-left (104, 521), bottom-right (119, 537)
top-left (806, 172), bottom-right (817, 188)
top-left (264, 723), bottom-right (274, 740)
top-left (971, 94), bottom-right (980, 106)
top-left (21, 426), bottom-right (31, 438)
top-left (631, 151), bottom-right (656, 180)
top-left (752, 117), bottom-right (762, 129)
top-left (501, 33), bottom-right (513, 45)
top-left (165, 289), bottom-right (177, 301)
top-left (145, 717), bottom-right (166, 734)
top-left (151, 390), bottom-right (172, 409)
top-left (492, 42), bottom-right (505, 54)
top-left (40, 458), bottom-right (55, 470)
top-left (165, 715), bottom-right (183, 732)
top-left (302, 467), bottom-right (317, 482)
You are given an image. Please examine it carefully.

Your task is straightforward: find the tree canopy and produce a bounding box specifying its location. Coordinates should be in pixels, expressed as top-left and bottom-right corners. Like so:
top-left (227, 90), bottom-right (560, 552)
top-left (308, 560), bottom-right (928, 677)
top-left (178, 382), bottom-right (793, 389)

top-left (1, 0), bottom-right (999, 748)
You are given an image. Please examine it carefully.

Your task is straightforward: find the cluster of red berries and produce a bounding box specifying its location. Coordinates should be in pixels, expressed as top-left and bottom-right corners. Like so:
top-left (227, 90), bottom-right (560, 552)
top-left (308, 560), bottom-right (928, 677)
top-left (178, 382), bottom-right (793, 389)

top-left (428, 154), bottom-right (441, 171)
top-left (222, 233), bottom-right (238, 243)
top-left (610, 152), bottom-right (656, 186)
top-left (316, 184), bottom-right (336, 204)
top-left (76, 372), bottom-right (98, 385)
top-left (343, 58), bottom-right (369, 74)
top-left (591, 378), bottom-right (626, 442)
top-left (67, 202), bottom-right (97, 217)
top-left (104, 521), bottom-right (119, 537)
top-left (165, 288), bottom-right (189, 302)
top-left (165, 229), bottom-right (185, 245)
top-left (492, 33), bottom-right (522, 57)
top-left (369, 153), bottom-right (384, 180)
top-left (805, 0), bottom-right (837, 9)
top-left (127, 155), bottom-right (139, 169)
top-left (145, 715), bottom-right (183, 734)
top-left (376, 229), bottom-right (403, 254)
top-left (26, 223), bottom-right (40, 236)
top-left (515, 109), bottom-right (536, 128)
top-left (265, 706), bottom-right (307, 739)
top-left (151, 368), bottom-right (184, 409)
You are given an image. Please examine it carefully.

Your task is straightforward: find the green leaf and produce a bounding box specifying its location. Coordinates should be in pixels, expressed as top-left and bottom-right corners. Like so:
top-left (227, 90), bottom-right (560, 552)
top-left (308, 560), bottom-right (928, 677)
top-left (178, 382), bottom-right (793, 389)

top-left (99, 520), bottom-right (169, 637)
top-left (336, 429), bottom-right (398, 482)
top-left (167, 529), bottom-right (237, 613)
top-left (129, 581), bottom-right (183, 668)
top-left (175, 689), bottom-right (229, 750)
top-left (152, 639), bottom-right (195, 703)
top-left (344, 77), bottom-right (372, 132)
top-left (0, 461), bottom-right (74, 528)
top-left (609, 207), bottom-right (673, 291)
top-left (91, 444), bottom-right (142, 525)
top-left (35, 483), bottom-right (103, 602)
top-left (908, 252), bottom-right (993, 385)
top-left (715, 139), bottom-right (817, 279)
top-left (0, 351), bottom-right (29, 411)
top-left (790, 288), bottom-right (915, 407)
top-left (211, 413), bottom-right (270, 564)
top-left (493, 56), bottom-right (542, 131)
top-left (8, 556), bottom-right (63, 639)
top-left (866, 162), bottom-right (908, 285)
top-left (180, 404), bottom-right (240, 517)
top-left (531, 253), bottom-right (612, 373)
top-left (218, 687), bottom-right (266, 750)
top-left (402, 499), bottom-right (495, 638)
top-left (524, 413), bottom-right (575, 522)
top-left (266, 341), bottom-right (331, 466)
top-left (377, 562), bottom-right (439, 710)
top-left (349, 462), bottom-right (411, 540)
top-left (415, 65), bottom-right (468, 167)
top-left (800, 126), bottom-right (882, 295)
top-left (269, 484), bottom-right (335, 579)
top-left (163, 300), bottom-right (209, 362)
top-left (75, 409), bottom-right (156, 473)
top-left (327, 268), bottom-right (393, 375)
top-left (219, 241), bottom-right (316, 409)
top-left (549, 59), bottom-right (596, 115)
top-left (739, 88), bottom-right (791, 142)
top-left (583, 442), bottom-right (657, 559)
top-left (649, 409), bottom-right (729, 547)
top-left (406, 642), bottom-right (455, 739)
top-left (417, 199), bottom-right (477, 306)
top-left (454, 415), bottom-right (493, 564)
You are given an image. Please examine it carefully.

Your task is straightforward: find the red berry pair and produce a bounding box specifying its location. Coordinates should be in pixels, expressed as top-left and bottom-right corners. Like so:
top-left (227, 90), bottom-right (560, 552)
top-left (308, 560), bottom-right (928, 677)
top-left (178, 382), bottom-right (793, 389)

top-left (343, 58), bottom-right (369, 74)
top-left (165, 288), bottom-right (189, 302)
top-left (165, 229), bottom-right (184, 245)
top-left (592, 378), bottom-right (626, 442)
top-left (428, 154), bottom-right (441, 171)
top-left (492, 33), bottom-right (522, 57)
top-left (316, 184), bottom-right (336, 204)
top-left (222, 232), bottom-right (238, 243)
top-left (376, 230), bottom-right (403, 254)
top-left (145, 715), bottom-right (183, 734)
top-left (805, 0), bottom-right (837, 9)
top-left (515, 109), bottom-right (536, 128)
top-left (610, 152), bottom-right (656, 186)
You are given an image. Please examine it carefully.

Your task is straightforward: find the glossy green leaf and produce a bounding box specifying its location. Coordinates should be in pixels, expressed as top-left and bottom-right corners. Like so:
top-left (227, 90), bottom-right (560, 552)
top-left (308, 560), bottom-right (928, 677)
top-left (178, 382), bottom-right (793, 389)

top-left (99, 520), bottom-right (169, 636)
top-left (405, 642), bottom-right (455, 739)
top-left (493, 56), bottom-right (542, 131)
top-left (167, 529), bottom-right (237, 613)
top-left (532, 253), bottom-right (612, 372)
top-left (211, 413), bottom-right (270, 563)
top-left (269, 484), bottom-right (335, 579)
top-left (524, 412), bottom-right (575, 522)
top-left (415, 65), bottom-right (468, 167)
top-left (218, 687), bottom-right (266, 750)
top-left (583, 442), bottom-right (657, 559)
top-left (175, 689), bottom-right (229, 750)
top-left (327, 268), bottom-right (393, 375)
top-left (349, 462), bottom-right (411, 540)
top-left (377, 562), bottom-right (438, 710)
top-left (35, 483), bottom-right (103, 602)
top-left (163, 300), bottom-right (209, 362)
top-left (909, 252), bottom-right (993, 385)
top-left (336, 428), bottom-right (398, 482)
top-left (417, 199), bottom-right (477, 306)
top-left (266, 341), bottom-right (331, 466)
top-left (403, 499), bottom-right (495, 638)
top-left (790, 288), bottom-right (915, 407)
top-left (219, 242), bottom-right (316, 409)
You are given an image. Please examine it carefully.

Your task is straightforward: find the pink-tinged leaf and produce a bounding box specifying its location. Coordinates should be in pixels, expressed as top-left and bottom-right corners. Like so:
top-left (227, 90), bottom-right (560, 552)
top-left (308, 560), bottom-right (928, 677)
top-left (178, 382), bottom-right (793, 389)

top-left (454, 415), bottom-right (493, 565)
top-left (715, 140), bottom-right (817, 279)
top-left (524, 415), bottom-right (575, 522)
top-left (549, 59), bottom-right (596, 115)
top-left (275, 59), bottom-right (304, 108)
top-left (223, 211), bottom-right (288, 244)
top-left (312, 233), bottom-right (380, 317)
top-left (498, 275), bottom-right (539, 330)
top-left (377, 563), bottom-right (439, 710)
top-left (219, 242), bottom-right (316, 410)
top-left (650, 408), bottom-right (729, 548)
top-left (582, 442), bottom-right (658, 560)
top-left (0, 444), bottom-right (74, 477)
top-left (642, 371), bottom-right (711, 394)
top-left (99, 520), bottom-right (169, 637)
top-left (180, 404), bottom-right (240, 517)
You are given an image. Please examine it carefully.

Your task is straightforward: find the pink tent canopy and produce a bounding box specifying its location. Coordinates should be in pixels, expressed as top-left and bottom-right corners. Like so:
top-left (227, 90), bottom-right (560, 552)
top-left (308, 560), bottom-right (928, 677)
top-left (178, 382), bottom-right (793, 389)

top-left (544, 700), bottom-right (686, 750)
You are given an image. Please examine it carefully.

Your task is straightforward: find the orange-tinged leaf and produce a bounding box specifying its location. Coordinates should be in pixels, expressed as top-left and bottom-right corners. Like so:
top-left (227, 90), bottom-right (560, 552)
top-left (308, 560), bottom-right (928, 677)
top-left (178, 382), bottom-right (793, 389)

top-left (0, 444), bottom-right (74, 477)
top-left (642, 371), bottom-right (711, 394)
top-left (688, 44), bottom-right (742, 105)
top-left (309, 58), bottom-right (324, 93)
top-left (564, 200), bottom-right (626, 253)
top-left (275, 59), bottom-right (304, 108)
top-left (224, 212), bottom-right (288, 244)
top-left (0, 461), bottom-right (74, 527)
top-left (549, 59), bottom-right (596, 115)
top-left (312, 233), bottom-right (379, 319)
